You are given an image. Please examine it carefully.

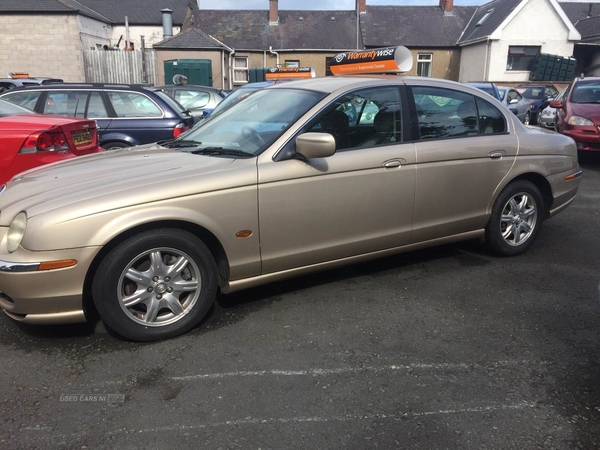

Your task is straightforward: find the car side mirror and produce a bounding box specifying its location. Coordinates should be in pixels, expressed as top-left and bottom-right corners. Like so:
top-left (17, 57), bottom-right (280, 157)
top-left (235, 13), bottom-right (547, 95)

top-left (296, 132), bottom-right (336, 159)
top-left (549, 100), bottom-right (563, 108)
top-left (509, 98), bottom-right (519, 104)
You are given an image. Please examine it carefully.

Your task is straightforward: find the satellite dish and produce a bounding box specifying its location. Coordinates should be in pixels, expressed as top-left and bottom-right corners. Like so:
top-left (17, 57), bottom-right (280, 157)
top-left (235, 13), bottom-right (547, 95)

top-left (173, 74), bottom-right (188, 85)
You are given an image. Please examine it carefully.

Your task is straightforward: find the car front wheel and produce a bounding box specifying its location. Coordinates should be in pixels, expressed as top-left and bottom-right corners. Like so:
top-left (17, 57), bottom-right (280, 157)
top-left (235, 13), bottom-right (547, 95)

top-left (523, 112), bottom-right (531, 125)
top-left (92, 229), bottom-right (218, 341)
top-left (485, 180), bottom-right (544, 256)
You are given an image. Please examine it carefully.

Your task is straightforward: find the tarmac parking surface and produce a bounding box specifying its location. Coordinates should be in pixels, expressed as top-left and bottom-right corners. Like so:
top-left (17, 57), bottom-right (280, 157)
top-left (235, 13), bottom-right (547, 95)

top-left (1, 154), bottom-right (599, 450)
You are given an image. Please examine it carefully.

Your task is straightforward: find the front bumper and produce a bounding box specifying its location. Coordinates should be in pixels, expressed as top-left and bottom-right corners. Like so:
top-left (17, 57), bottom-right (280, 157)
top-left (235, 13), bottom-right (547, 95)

top-left (0, 227), bottom-right (101, 324)
top-left (562, 127), bottom-right (600, 151)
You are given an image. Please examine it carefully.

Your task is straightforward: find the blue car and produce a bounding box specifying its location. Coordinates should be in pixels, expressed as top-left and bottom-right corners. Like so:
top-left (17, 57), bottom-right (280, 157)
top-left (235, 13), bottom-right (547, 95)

top-left (464, 82), bottom-right (501, 101)
top-left (515, 84), bottom-right (559, 125)
top-left (0, 83), bottom-right (194, 150)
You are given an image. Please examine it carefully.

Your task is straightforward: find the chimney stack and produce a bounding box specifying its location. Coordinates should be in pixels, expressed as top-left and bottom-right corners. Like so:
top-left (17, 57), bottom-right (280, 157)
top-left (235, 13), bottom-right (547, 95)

top-left (161, 8), bottom-right (173, 39)
top-left (356, 0), bottom-right (366, 14)
top-left (439, 0), bottom-right (454, 15)
top-left (269, 0), bottom-right (279, 25)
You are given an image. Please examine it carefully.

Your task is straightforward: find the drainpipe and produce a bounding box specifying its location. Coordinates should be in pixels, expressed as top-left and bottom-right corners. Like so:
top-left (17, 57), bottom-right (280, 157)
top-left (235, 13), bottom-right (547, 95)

top-left (269, 46), bottom-right (279, 67)
top-left (484, 38), bottom-right (491, 81)
top-left (228, 49), bottom-right (235, 90)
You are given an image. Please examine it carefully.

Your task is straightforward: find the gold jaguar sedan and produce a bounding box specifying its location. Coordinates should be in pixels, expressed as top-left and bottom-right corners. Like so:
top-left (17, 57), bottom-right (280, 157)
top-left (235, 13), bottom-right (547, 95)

top-left (0, 75), bottom-right (582, 341)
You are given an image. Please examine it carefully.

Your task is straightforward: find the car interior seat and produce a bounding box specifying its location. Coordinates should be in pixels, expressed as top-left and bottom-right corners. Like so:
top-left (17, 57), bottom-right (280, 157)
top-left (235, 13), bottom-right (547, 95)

top-left (455, 101), bottom-right (479, 135)
top-left (320, 110), bottom-right (352, 149)
top-left (359, 111), bottom-right (397, 147)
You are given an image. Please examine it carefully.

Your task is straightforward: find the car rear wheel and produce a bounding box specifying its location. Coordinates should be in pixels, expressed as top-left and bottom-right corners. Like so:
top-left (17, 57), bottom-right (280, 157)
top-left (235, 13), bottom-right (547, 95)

top-left (92, 229), bottom-right (218, 341)
top-left (485, 180), bottom-right (543, 256)
top-left (102, 141), bottom-right (131, 150)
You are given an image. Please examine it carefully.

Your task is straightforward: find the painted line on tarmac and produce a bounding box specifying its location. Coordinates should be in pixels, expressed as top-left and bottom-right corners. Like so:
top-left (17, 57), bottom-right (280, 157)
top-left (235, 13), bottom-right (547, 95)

top-left (20, 400), bottom-right (543, 437)
top-left (170, 359), bottom-right (549, 381)
top-left (75, 359), bottom-right (549, 388)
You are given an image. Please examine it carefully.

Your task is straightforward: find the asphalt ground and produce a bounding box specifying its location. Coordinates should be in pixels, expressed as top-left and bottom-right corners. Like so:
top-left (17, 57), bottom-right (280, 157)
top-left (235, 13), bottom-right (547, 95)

top-left (1, 153), bottom-right (599, 450)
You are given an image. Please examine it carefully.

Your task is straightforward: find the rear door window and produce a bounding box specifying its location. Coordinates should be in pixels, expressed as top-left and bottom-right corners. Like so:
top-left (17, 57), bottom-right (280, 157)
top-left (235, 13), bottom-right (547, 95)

top-left (44, 91), bottom-right (89, 117)
top-left (87, 92), bottom-right (108, 118)
top-left (412, 86), bottom-right (506, 139)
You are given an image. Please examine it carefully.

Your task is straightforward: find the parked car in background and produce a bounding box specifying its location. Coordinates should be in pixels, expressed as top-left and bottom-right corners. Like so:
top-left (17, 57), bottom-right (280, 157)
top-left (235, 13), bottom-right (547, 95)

top-left (497, 86), bottom-right (534, 124)
top-left (0, 84), bottom-right (193, 150)
top-left (515, 84), bottom-right (559, 125)
top-left (0, 76), bottom-right (64, 93)
top-left (464, 82), bottom-right (501, 101)
top-left (0, 75), bottom-right (581, 341)
top-left (552, 76), bottom-right (600, 151)
top-left (0, 98), bottom-right (102, 183)
top-left (539, 88), bottom-right (567, 129)
top-left (150, 85), bottom-right (227, 123)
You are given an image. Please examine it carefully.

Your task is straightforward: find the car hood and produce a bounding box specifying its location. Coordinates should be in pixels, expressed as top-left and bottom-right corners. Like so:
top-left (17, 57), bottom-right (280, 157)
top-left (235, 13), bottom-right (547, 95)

top-left (570, 103), bottom-right (600, 123)
top-left (0, 143), bottom-right (257, 224)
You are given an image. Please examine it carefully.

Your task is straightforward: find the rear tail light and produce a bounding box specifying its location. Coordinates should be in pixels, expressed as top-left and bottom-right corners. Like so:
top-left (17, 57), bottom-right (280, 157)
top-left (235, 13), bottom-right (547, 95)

top-left (173, 122), bottom-right (189, 138)
top-left (19, 127), bottom-right (70, 154)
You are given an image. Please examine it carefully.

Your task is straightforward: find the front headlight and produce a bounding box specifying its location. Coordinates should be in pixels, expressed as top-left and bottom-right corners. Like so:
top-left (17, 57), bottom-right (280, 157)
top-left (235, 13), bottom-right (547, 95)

top-left (7, 212), bottom-right (27, 253)
top-left (568, 116), bottom-right (594, 126)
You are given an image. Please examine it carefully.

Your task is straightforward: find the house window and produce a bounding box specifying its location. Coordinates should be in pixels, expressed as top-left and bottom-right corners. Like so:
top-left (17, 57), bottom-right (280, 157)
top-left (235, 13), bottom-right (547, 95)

top-left (417, 54), bottom-right (432, 77)
top-left (507, 46), bottom-right (540, 71)
top-left (285, 60), bottom-right (300, 68)
top-left (233, 57), bottom-right (249, 83)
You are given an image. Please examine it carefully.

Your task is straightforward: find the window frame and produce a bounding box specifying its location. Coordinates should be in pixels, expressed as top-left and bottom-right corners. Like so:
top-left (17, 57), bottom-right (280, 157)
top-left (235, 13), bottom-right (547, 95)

top-left (284, 60), bottom-right (300, 68)
top-left (506, 46), bottom-right (540, 71)
top-left (417, 53), bottom-right (433, 78)
top-left (233, 56), bottom-right (249, 85)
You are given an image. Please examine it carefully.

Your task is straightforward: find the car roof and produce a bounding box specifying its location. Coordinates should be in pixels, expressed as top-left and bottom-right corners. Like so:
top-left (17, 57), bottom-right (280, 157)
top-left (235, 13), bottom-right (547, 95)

top-left (152, 84), bottom-right (224, 92)
top-left (3, 83), bottom-right (154, 91)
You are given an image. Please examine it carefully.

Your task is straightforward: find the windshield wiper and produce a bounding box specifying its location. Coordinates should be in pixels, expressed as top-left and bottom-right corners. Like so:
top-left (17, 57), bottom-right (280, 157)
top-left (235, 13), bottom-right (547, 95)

top-left (159, 139), bottom-right (203, 149)
top-left (192, 147), bottom-right (252, 157)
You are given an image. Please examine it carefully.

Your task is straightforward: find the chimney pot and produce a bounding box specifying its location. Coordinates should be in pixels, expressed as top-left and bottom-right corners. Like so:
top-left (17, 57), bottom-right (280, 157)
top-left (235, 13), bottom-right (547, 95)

top-left (161, 8), bottom-right (173, 39)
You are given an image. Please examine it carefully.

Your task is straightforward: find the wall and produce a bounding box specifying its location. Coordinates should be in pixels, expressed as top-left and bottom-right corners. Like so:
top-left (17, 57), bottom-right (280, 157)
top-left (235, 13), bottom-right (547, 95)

top-left (0, 14), bottom-right (86, 81)
top-left (487, 0), bottom-right (575, 82)
top-left (405, 49), bottom-right (461, 80)
top-left (112, 25), bottom-right (181, 49)
top-left (458, 42), bottom-right (489, 82)
top-left (78, 15), bottom-right (112, 50)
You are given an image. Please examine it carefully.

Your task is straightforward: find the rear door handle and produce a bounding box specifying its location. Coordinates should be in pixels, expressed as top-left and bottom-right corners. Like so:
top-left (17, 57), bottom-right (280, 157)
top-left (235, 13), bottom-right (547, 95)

top-left (383, 158), bottom-right (406, 168)
top-left (489, 150), bottom-right (506, 159)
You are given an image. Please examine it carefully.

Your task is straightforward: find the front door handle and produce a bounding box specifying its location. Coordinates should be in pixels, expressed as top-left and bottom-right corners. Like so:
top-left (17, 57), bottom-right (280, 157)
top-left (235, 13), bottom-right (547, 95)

top-left (489, 150), bottom-right (506, 159)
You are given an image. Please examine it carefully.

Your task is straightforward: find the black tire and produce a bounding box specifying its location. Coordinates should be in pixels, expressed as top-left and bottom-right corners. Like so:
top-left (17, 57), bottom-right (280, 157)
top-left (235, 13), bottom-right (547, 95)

top-left (102, 141), bottom-right (131, 150)
top-left (485, 180), bottom-right (544, 256)
top-left (92, 229), bottom-right (218, 341)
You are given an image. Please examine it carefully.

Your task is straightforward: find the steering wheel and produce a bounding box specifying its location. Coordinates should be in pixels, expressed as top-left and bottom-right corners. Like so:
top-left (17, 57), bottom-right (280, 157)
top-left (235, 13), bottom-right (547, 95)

top-left (241, 125), bottom-right (266, 146)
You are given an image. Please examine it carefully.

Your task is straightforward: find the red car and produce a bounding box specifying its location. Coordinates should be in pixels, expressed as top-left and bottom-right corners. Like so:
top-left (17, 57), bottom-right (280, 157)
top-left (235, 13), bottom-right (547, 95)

top-left (0, 99), bottom-right (102, 183)
top-left (551, 76), bottom-right (600, 152)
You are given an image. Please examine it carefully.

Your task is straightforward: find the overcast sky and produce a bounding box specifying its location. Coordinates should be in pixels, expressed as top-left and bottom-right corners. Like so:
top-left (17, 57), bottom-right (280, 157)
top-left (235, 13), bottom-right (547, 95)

top-left (197, 0), bottom-right (489, 9)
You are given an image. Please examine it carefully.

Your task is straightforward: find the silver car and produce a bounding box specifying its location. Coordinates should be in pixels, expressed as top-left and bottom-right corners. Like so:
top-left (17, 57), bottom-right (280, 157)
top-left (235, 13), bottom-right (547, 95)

top-left (0, 75), bottom-right (582, 341)
top-left (539, 88), bottom-right (567, 129)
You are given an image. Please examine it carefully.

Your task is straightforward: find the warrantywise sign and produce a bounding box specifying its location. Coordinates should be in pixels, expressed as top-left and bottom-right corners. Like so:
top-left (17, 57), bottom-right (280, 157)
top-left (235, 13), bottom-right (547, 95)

top-left (329, 46), bottom-right (413, 75)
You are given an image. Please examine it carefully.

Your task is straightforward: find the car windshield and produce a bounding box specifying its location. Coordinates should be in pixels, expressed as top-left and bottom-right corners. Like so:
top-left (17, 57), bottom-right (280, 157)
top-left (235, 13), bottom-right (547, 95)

top-left (570, 80), bottom-right (600, 104)
top-left (152, 89), bottom-right (188, 114)
top-left (517, 87), bottom-right (544, 100)
top-left (176, 88), bottom-right (326, 156)
top-left (207, 87), bottom-right (264, 119)
top-left (0, 98), bottom-right (35, 116)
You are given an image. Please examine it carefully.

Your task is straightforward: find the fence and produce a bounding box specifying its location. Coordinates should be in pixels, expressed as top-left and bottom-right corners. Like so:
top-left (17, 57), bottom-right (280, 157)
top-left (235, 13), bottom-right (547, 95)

top-left (82, 50), bottom-right (158, 85)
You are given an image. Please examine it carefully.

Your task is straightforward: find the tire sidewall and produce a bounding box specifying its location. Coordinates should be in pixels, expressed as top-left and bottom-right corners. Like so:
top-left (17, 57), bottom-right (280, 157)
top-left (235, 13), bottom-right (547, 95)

top-left (92, 229), bottom-right (218, 341)
top-left (486, 180), bottom-right (544, 256)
